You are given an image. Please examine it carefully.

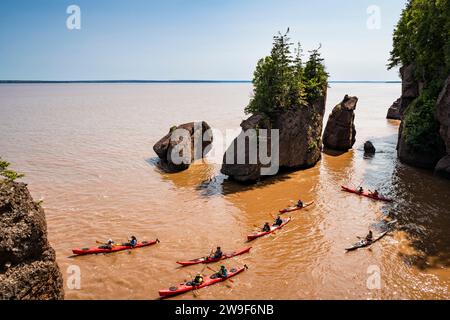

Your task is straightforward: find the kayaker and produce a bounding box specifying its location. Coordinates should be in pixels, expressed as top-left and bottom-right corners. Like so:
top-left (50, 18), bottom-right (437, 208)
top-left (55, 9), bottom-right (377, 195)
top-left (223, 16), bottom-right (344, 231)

top-left (297, 199), bottom-right (304, 208)
top-left (262, 222), bottom-right (270, 232)
top-left (365, 230), bottom-right (373, 243)
top-left (99, 239), bottom-right (115, 250)
top-left (211, 246), bottom-right (223, 259)
top-left (217, 265), bottom-right (228, 279)
top-left (358, 186), bottom-right (364, 193)
top-left (192, 273), bottom-right (204, 286)
top-left (123, 236), bottom-right (137, 247)
top-left (371, 190), bottom-right (379, 197)
top-left (273, 216), bottom-right (283, 227)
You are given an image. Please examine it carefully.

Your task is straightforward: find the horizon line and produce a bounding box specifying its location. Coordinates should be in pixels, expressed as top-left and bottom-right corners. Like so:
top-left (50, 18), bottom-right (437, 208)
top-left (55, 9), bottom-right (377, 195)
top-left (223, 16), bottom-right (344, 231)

top-left (0, 80), bottom-right (401, 84)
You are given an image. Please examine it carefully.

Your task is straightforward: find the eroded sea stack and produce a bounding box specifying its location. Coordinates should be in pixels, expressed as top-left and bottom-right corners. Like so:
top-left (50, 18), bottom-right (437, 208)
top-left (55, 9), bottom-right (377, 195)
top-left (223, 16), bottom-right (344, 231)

top-left (0, 181), bottom-right (64, 300)
top-left (386, 98), bottom-right (402, 120)
top-left (153, 121), bottom-right (213, 172)
top-left (323, 95), bottom-right (358, 151)
top-left (221, 95), bottom-right (327, 182)
top-left (220, 31), bottom-right (328, 182)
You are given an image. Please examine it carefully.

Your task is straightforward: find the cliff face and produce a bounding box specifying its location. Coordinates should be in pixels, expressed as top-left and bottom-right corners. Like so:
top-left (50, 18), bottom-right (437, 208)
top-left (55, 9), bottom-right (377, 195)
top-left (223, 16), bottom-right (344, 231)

top-left (394, 64), bottom-right (448, 171)
top-left (0, 181), bottom-right (64, 300)
top-left (221, 93), bottom-right (326, 182)
top-left (435, 76), bottom-right (450, 178)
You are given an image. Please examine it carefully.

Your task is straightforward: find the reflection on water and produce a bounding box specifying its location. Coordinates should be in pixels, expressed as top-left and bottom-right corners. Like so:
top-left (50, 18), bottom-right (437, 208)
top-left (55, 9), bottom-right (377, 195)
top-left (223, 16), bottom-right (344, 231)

top-left (0, 83), bottom-right (448, 299)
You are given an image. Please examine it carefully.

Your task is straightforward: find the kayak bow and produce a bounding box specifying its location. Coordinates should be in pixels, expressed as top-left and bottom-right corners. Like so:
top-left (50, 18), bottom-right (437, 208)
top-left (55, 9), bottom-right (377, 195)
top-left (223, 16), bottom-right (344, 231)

top-left (159, 265), bottom-right (247, 298)
top-left (247, 218), bottom-right (291, 241)
top-left (72, 239), bottom-right (159, 256)
top-left (176, 247), bottom-right (252, 266)
top-left (341, 186), bottom-right (393, 202)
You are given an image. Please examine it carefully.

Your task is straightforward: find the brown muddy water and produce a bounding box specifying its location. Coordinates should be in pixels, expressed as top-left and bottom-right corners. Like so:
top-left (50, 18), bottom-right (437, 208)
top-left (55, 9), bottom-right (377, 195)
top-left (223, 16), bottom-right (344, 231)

top-left (0, 83), bottom-right (449, 299)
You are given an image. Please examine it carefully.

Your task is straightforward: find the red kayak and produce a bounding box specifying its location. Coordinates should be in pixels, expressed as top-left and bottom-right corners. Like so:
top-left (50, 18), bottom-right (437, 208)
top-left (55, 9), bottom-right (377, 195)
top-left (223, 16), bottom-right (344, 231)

top-left (176, 247), bottom-right (252, 266)
top-left (341, 186), bottom-right (393, 202)
top-left (279, 201), bottom-right (314, 214)
top-left (247, 218), bottom-right (291, 241)
top-left (159, 265), bottom-right (247, 298)
top-left (72, 239), bottom-right (159, 256)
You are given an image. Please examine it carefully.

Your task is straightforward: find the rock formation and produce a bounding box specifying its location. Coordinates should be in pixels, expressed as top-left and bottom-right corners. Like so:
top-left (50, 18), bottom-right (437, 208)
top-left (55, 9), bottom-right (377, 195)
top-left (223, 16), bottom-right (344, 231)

top-left (435, 76), bottom-right (450, 178)
top-left (322, 95), bottom-right (358, 151)
top-left (364, 141), bottom-right (376, 154)
top-left (386, 98), bottom-right (402, 120)
top-left (396, 65), bottom-right (446, 170)
top-left (386, 65), bottom-right (422, 121)
top-left (153, 121), bottom-right (213, 172)
top-left (221, 95), bottom-right (327, 182)
top-left (0, 181), bottom-right (64, 300)
top-left (398, 64), bottom-right (421, 114)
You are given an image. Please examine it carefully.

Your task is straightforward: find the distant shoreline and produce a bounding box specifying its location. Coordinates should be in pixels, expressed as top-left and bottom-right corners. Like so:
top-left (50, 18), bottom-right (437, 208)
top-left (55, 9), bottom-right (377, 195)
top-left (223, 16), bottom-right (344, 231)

top-left (0, 80), bottom-right (401, 84)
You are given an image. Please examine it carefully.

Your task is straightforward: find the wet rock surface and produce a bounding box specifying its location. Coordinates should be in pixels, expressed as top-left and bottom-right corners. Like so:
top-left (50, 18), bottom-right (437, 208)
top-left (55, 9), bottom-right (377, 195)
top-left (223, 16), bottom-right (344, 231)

top-left (0, 181), bottom-right (64, 300)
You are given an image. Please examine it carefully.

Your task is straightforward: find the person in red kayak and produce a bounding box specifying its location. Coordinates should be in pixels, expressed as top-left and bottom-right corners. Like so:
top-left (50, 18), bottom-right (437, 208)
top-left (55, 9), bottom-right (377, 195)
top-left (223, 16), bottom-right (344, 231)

top-left (123, 236), bottom-right (137, 247)
top-left (358, 186), bottom-right (364, 193)
top-left (216, 265), bottom-right (228, 279)
top-left (370, 190), bottom-right (379, 197)
top-left (192, 273), bottom-right (204, 286)
top-left (296, 199), bottom-right (304, 208)
top-left (210, 246), bottom-right (223, 259)
top-left (99, 239), bottom-right (115, 250)
top-left (262, 222), bottom-right (270, 232)
top-left (273, 216), bottom-right (283, 227)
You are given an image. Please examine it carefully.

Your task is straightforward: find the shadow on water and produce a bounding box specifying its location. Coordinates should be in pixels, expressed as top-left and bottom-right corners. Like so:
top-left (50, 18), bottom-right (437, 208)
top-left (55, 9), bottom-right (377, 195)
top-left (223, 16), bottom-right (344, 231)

top-left (196, 169), bottom-right (295, 197)
top-left (196, 158), bottom-right (325, 197)
top-left (145, 157), bottom-right (186, 174)
top-left (322, 147), bottom-right (347, 157)
top-left (388, 162), bottom-right (450, 270)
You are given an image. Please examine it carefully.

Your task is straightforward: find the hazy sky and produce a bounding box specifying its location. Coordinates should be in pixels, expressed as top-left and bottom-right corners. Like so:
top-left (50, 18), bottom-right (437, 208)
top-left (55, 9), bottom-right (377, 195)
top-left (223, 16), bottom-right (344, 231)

top-left (0, 0), bottom-right (407, 81)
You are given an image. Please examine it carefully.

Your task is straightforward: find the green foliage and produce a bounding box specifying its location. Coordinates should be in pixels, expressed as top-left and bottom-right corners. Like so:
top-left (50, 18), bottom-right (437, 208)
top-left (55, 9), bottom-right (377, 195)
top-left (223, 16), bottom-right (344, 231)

top-left (245, 30), bottom-right (328, 116)
top-left (304, 46), bottom-right (329, 102)
top-left (389, 0), bottom-right (449, 155)
top-left (402, 91), bottom-right (444, 153)
top-left (388, 0), bottom-right (450, 84)
top-left (308, 140), bottom-right (318, 152)
top-left (0, 157), bottom-right (25, 182)
top-left (0, 158), bottom-right (10, 173)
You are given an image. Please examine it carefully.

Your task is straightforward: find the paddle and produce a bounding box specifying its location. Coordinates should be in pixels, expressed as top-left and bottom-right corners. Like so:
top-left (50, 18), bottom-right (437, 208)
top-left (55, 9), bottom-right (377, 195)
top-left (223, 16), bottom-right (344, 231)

top-left (252, 224), bottom-right (263, 232)
top-left (95, 240), bottom-right (121, 247)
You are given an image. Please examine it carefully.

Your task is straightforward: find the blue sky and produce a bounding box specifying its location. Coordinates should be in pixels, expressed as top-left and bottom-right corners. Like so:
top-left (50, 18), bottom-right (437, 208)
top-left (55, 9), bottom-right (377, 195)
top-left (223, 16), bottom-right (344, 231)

top-left (0, 0), bottom-right (407, 81)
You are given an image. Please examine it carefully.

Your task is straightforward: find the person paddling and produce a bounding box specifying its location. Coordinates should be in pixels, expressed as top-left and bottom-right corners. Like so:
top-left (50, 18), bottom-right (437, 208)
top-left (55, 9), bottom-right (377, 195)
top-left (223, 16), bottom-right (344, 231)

top-left (123, 236), bottom-right (137, 247)
top-left (216, 265), bottom-right (228, 279)
top-left (211, 246), bottom-right (223, 259)
top-left (371, 190), bottom-right (379, 197)
top-left (358, 186), bottom-right (364, 194)
top-left (262, 222), bottom-right (270, 232)
top-left (273, 216), bottom-right (283, 227)
top-left (99, 239), bottom-right (115, 250)
top-left (192, 273), bottom-right (204, 286)
top-left (365, 230), bottom-right (373, 243)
